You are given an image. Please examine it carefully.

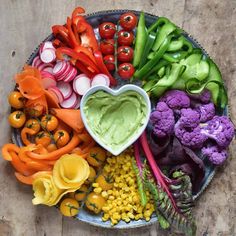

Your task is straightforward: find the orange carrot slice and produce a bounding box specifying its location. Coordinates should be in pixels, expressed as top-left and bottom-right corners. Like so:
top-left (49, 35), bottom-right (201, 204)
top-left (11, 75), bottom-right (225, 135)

top-left (44, 90), bottom-right (60, 108)
top-left (1, 144), bottom-right (20, 161)
top-left (18, 75), bottom-right (44, 100)
top-left (50, 108), bottom-right (84, 133)
top-left (15, 171), bottom-right (52, 185)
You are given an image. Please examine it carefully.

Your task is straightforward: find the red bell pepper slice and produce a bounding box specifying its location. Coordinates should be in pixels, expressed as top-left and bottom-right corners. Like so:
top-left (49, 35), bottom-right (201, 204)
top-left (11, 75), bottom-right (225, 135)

top-left (51, 25), bottom-right (70, 46)
top-left (67, 17), bottom-right (80, 48)
top-left (72, 6), bottom-right (85, 19)
top-left (93, 50), bottom-right (117, 86)
top-left (56, 47), bottom-right (100, 73)
top-left (75, 61), bottom-right (96, 78)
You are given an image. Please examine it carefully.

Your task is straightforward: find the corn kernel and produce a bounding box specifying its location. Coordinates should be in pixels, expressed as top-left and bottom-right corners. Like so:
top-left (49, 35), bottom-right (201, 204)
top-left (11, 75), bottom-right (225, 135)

top-left (92, 183), bottom-right (99, 188)
top-left (94, 187), bottom-right (102, 193)
top-left (108, 195), bottom-right (115, 200)
top-left (127, 212), bottom-right (135, 219)
top-left (101, 191), bottom-right (108, 198)
top-left (145, 217), bottom-right (151, 222)
top-left (124, 217), bottom-right (130, 223)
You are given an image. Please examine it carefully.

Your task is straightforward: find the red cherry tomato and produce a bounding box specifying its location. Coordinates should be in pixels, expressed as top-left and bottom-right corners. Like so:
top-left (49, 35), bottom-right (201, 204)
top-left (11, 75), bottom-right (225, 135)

top-left (103, 55), bottom-right (115, 71)
top-left (117, 30), bottom-right (134, 46)
top-left (117, 46), bottom-right (133, 62)
top-left (118, 63), bottom-right (135, 79)
top-left (99, 22), bottom-right (116, 39)
top-left (119, 12), bottom-right (137, 31)
top-left (100, 39), bottom-right (115, 55)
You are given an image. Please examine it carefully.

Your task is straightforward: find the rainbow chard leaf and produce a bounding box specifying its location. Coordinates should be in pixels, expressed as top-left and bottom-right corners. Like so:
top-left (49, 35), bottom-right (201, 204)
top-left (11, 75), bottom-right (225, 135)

top-left (138, 131), bottom-right (196, 236)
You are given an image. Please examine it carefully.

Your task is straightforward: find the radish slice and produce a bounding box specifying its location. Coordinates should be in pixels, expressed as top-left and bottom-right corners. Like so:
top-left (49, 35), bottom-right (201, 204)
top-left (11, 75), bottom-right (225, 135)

top-left (60, 92), bottom-right (78, 108)
top-left (74, 97), bottom-right (81, 109)
top-left (53, 61), bottom-right (68, 77)
top-left (42, 66), bottom-right (54, 74)
top-left (41, 71), bottom-right (55, 79)
top-left (37, 63), bottom-right (53, 71)
top-left (40, 41), bottom-right (55, 54)
top-left (48, 87), bottom-right (64, 103)
top-left (57, 63), bottom-right (72, 80)
top-left (41, 77), bottom-right (57, 89)
top-left (91, 74), bottom-right (110, 87)
top-left (32, 56), bottom-right (43, 68)
top-left (57, 81), bottom-right (73, 99)
top-left (64, 67), bottom-right (77, 82)
top-left (40, 49), bottom-right (56, 63)
top-left (73, 74), bottom-right (91, 96)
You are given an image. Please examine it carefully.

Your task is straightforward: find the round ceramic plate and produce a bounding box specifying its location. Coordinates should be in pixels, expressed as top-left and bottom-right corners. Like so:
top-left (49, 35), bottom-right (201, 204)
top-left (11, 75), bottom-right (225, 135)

top-left (11, 10), bottom-right (228, 229)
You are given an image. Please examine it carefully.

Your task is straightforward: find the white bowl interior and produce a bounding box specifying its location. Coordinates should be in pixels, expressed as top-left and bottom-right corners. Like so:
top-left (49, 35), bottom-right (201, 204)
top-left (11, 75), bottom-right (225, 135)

top-left (80, 84), bottom-right (151, 155)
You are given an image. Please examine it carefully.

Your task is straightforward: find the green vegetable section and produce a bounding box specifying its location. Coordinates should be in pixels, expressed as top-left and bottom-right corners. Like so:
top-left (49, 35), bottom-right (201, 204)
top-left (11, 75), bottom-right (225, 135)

top-left (133, 14), bottom-right (227, 109)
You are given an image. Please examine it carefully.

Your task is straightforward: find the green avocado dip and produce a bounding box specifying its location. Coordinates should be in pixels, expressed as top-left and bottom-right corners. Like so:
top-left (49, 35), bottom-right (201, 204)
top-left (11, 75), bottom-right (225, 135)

top-left (83, 90), bottom-right (148, 151)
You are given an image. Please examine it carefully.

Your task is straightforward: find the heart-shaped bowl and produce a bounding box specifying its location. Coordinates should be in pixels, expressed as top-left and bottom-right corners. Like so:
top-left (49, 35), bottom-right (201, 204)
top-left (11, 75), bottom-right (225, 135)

top-left (80, 84), bottom-right (151, 155)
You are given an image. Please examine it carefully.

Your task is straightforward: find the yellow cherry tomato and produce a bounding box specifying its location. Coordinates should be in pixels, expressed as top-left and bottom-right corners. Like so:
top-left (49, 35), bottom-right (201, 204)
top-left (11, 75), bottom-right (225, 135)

top-left (96, 174), bottom-right (113, 191)
top-left (8, 111), bottom-right (26, 128)
top-left (87, 147), bottom-right (106, 167)
top-left (85, 166), bottom-right (97, 184)
top-left (46, 143), bottom-right (58, 152)
top-left (25, 119), bottom-right (41, 133)
top-left (8, 91), bottom-right (25, 109)
top-left (41, 115), bottom-right (59, 131)
top-left (35, 131), bottom-right (51, 147)
top-left (59, 198), bottom-right (79, 217)
top-left (53, 130), bottom-right (70, 148)
top-left (25, 105), bottom-right (44, 117)
top-left (85, 192), bottom-right (106, 214)
top-left (69, 185), bottom-right (88, 201)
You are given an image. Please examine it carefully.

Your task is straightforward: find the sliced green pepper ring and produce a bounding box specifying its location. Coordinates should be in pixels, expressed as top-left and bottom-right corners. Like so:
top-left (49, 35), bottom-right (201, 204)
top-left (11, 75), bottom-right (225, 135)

top-left (143, 80), bottom-right (158, 92)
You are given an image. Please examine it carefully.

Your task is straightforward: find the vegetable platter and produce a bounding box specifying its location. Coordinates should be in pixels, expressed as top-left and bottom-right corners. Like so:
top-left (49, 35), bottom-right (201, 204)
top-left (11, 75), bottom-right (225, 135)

top-left (1, 6), bottom-right (235, 236)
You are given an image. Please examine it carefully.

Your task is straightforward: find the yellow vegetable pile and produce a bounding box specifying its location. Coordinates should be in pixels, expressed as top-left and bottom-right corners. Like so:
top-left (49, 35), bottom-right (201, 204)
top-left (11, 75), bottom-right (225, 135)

top-left (32, 154), bottom-right (90, 206)
top-left (92, 149), bottom-right (155, 225)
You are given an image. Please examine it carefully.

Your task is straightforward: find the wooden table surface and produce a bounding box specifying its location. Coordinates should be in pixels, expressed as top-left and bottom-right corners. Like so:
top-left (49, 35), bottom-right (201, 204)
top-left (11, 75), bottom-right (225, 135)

top-left (0, 0), bottom-right (235, 235)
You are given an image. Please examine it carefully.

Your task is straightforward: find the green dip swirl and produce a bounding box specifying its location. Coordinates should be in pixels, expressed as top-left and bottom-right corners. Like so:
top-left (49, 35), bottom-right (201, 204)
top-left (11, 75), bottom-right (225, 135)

top-left (83, 90), bottom-right (148, 151)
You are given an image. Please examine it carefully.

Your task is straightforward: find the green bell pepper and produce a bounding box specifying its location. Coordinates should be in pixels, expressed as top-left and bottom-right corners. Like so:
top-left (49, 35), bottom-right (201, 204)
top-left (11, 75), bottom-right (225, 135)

top-left (139, 32), bottom-right (156, 69)
top-left (133, 12), bottom-right (148, 67)
top-left (134, 35), bottom-right (172, 79)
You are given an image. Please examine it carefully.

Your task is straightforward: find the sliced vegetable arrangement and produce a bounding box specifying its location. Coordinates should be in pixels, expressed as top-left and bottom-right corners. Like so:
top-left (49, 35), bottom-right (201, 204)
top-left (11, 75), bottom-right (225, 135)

top-left (1, 6), bottom-right (234, 236)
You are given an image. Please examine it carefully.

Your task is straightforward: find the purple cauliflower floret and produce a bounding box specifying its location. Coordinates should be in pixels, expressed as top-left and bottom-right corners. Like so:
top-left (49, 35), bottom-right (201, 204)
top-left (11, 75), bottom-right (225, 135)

top-left (174, 122), bottom-right (208, 149)
top-left (159, 90), bottom-right (190, 110)
top-left (179, 108), bottom-right (200, 128)
top-left (202, 145), bottom-right (228, 165)
top-left (200, 116), bottom-right (235, 148)
top-left (150, 102), bottom-right (175, 138)
top-left (190, 89), bottom-right (211, 104)
top-left (195, 103), bottom-right (215, 122)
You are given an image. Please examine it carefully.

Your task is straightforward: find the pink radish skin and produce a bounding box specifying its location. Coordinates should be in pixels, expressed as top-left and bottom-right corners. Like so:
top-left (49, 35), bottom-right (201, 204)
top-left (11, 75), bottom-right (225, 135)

top-left (60, 92), bottom-right (78, 109)
top-left (41, 71), bottom-right (55, 79)
top-left (38, 63), bottom-right (53, 71)
top-left (53, 61), bottom-right (70, 79)
top-left (57, 63), bottom-right (72, 80)
top-left (40, 41), bottom-right (55, 54)
top-left (91, 74), bottom-right (110, 87)
top-left (73, 74), bottom-right (91, 96)
top-left (74, 97), bottom-right (81, 109)
top-left (40, 48), bottom-right (56, 63)
top-left (57, 81), bottom-right (73, 100)
top-left (42, 66), bottom-right (54, 74)
top-left (48, 87), bottom-right (64, 103)
top-left (32, 56), bottom-right (43, 68)
top-left (64, 68), bottom-right (77, 82)
top-left (41, 77), bottom-right (57, 89)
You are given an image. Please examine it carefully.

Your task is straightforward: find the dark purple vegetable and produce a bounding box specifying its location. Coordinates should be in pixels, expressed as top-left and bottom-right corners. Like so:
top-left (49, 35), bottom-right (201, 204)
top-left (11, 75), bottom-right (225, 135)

top-left (200, 115), bottom-right (235, 148)
top-left (194, 103), bottom-right (215, 122)
top-left (159, 90), bottom-right (191, 110)
top-left (202, 145), bottom-right (228, 165)
top-left (150, 102), bottom-right (175, 138)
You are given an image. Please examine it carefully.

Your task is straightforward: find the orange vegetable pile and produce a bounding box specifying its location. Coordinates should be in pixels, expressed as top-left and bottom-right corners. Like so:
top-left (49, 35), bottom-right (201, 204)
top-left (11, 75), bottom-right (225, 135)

top-left (2, 65), bottom-right (96, 186)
